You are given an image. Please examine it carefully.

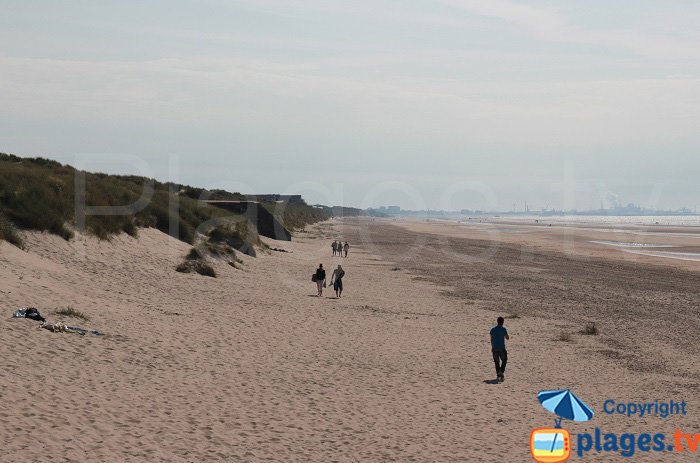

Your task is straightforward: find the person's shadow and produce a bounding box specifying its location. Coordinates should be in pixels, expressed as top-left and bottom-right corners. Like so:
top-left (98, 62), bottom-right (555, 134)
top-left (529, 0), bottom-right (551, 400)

top-left (483, 379), bottom-right (500, 385)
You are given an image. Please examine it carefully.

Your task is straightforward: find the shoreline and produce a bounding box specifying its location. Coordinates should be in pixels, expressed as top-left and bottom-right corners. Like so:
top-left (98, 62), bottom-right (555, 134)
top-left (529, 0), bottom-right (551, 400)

top-left (377, 216), bottom-right (700, 271)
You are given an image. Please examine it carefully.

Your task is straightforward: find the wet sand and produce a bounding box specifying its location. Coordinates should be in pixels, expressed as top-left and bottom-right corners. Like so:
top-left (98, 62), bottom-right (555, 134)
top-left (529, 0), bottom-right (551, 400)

top-left (349, 218), bottom-right (700, 365)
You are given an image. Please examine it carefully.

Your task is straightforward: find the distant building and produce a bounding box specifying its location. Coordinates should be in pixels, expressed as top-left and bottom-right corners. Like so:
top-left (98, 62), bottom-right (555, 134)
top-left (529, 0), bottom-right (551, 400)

top-left (376, 205), bottom-right (401, 214)
top-left (248, 194), bottom-right (303, 203)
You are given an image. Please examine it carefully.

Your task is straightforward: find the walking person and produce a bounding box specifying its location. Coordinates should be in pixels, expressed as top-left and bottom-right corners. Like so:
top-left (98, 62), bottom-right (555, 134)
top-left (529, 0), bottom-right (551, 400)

top-left (314, 264), bottom-right (326, 297)
top-left (330, 265), bottom-right (345, 298)
top-left (331, 241), bottom-right (338, 256)
top-left (490, 316), bottom-right (510, 382)
top-left (343, 241), bottom-right (350, 258)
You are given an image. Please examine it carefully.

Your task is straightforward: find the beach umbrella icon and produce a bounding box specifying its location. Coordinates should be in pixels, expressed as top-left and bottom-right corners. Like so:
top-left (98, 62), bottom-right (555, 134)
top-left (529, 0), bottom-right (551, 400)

top-left (537, 389), bottom-right (594, 454)
top-left (538, 389), bottom-right (594, 425)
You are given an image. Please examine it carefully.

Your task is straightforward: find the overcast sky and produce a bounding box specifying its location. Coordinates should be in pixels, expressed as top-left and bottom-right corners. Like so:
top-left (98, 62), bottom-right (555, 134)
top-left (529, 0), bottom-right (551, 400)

top-left (1, 0), bottom-right (699, 211)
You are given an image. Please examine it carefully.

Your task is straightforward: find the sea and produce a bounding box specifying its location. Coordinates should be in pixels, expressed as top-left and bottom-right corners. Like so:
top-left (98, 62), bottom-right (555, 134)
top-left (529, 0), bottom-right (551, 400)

top-left (476, 215), bottom-right (700, 262)
top-left (485, 215), bottom-right (700, 227)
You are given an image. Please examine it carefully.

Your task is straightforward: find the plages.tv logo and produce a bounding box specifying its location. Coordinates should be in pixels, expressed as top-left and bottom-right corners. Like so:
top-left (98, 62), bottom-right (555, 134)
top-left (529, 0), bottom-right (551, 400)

top-left (531, 389), bottom-right (594, 463)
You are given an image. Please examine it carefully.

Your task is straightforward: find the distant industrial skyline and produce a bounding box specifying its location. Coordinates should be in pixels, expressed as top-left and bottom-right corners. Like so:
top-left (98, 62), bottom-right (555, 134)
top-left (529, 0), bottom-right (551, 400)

top-left (1, 1), bottom-right (699, 210)
top-left (368, 202), bottom-right (698, 216)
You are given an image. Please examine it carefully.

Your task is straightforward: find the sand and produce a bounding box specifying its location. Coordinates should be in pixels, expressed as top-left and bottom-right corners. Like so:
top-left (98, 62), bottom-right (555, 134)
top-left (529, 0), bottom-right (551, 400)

top-left (1, 218), bottom-right (699, 462)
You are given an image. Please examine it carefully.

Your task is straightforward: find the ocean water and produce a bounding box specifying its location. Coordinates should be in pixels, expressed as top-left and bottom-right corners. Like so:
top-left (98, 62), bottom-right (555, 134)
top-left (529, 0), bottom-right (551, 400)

top-left (465, 215), bottom-right (700, 262)
top-left (625, 250), bottom-right (700, 262)
top-left (501, 215), bottom-right (700, 227)
top-left (589, 240), bottom-right (676, 248)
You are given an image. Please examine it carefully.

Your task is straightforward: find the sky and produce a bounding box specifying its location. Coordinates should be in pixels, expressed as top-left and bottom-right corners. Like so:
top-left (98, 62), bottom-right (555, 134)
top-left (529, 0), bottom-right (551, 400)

top-left (1, 0), bottom-right (699, 211)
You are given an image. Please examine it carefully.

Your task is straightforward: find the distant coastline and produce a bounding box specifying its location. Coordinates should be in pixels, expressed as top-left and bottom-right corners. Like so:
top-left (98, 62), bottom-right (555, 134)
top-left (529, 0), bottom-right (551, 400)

top-left (475, 215), bottom-right (700, 227)
top-left (369, 210), bottom-right (700, 225)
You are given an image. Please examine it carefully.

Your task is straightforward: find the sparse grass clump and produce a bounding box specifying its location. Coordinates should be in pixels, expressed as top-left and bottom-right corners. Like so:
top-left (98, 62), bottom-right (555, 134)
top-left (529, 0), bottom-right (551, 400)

top-left (176, 260), bottom-right (217, 278)
top-left (0, 213), bottom-right (24, 248)
top-left (55, 306), bottom-right (89, 321)
top-left (206, 222), bottom-right (258, 257)
top-left (205, 242), bottom-right (243, 268)
top-left (556, 331), bottom-right (573, 342)
top-left (195, 262), bottom-right (217, 278)
top-left (176, 248), bottom-right (217, 277)
top-left (186, 247), bottom-right (201, 260)
top-left (505, 313), bottom-right (520, 319)
top-left (581, 322), bottom-right (599, 336)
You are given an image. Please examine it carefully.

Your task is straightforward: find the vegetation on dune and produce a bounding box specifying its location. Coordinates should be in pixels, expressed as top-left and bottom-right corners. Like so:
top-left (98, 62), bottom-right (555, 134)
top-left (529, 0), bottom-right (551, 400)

top-left (262, 201), bottom-right (329, 232)
top-left (581, 322), bottom-right (599, 335)
top-left (0, 152), bottom-right (330, 248)
top-left (176, 258), bottom-right (218, 278)
top-left (55, 306), bottom-right (90, 321)
top-left (176, 247), bottom-right (219, 277)
top-left (206, 221), bottom-right (259, 257)
top-left (179, 186), bottom-right (246, 202)
top-left (0, 152), bottom-right (224, 243)
top-left (311, 204), bottom-right (388, 218)
top-left (0, 211), bottom-right (24, 248)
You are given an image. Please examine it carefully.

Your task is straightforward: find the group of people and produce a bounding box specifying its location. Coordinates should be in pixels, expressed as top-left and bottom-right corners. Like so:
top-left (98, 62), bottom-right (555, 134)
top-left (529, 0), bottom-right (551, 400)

top-left (319, 242), bottom-right (511, 382)
top-left (331, 240), bottom-right (350, 257)
top-left (309, 241), bottom-right (351, 299)
top-left (313, 263), bottom-right (345, 298)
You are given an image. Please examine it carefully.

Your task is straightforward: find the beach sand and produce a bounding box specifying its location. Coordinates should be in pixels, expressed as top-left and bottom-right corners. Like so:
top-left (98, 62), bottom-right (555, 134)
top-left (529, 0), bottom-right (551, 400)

top-left (1, 218), bottom-right (699, 462)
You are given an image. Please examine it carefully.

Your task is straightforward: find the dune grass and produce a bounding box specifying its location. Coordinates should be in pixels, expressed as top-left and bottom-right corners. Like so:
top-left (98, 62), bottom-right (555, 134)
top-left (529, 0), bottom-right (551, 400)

top-left (55, 306), bottom-right (90, 321)
top-left (206, 221), bottom-right (260, 257)
top-left (263, 201), bottom-right (329, 232)
top-left (0, 212), bottom-right (24, 248)
top-left (581, 322), bottom-right (599, 335)
top-left (0, 152), bottom-right (329, 247)
top-left (176, 249), bottom-right (218, 278)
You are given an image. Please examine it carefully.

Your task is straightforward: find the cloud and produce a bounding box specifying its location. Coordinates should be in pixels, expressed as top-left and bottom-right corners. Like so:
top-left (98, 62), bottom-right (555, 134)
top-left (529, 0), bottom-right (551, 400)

top-left (2, 53), bottom-right (699, 151)
top-left (227, 0), bottom-right (483, 29)
top-left (434, 0), bottom-right (700, 60)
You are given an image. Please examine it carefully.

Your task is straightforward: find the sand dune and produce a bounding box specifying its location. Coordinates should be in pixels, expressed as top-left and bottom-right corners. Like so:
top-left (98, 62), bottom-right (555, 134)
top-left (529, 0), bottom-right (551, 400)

top-left (1, 219), bottom-right (699, 462)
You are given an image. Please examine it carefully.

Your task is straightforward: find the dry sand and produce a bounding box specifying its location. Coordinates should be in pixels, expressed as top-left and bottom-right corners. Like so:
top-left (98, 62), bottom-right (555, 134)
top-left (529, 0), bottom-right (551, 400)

top-left (1, 218), bottom-right (699, 462)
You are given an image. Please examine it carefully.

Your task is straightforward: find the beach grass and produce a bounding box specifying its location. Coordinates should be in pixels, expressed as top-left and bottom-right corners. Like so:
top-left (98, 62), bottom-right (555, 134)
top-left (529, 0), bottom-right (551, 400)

top-left (0, 152), bottom-right (329, 244)
top-left (0, 212), bottom-right (24, 248)
top-left (581, 322), bottom-right (599, 335)
top-left (177, 248), bottom-right (218, 277)
top-left (55, 306), bottom-right (90, 321)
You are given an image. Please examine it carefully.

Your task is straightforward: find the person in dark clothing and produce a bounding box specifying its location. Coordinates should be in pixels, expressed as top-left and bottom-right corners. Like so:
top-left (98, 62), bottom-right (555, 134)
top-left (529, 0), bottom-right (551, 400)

top-left (343, 241), bottom-right (349, 257)
top-left (314, 264), bottom-right (326, 296)
top-left (331, 241), bottom-right (338, 256)
top-left (330, 265), bottom-right (345, 298)
top-left (490, 316), bottom-right (510, 382)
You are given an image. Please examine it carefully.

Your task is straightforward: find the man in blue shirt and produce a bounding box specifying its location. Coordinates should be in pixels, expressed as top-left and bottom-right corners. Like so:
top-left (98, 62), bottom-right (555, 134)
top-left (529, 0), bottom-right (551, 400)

top-left (490, 316), bottom-right (510, 382)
